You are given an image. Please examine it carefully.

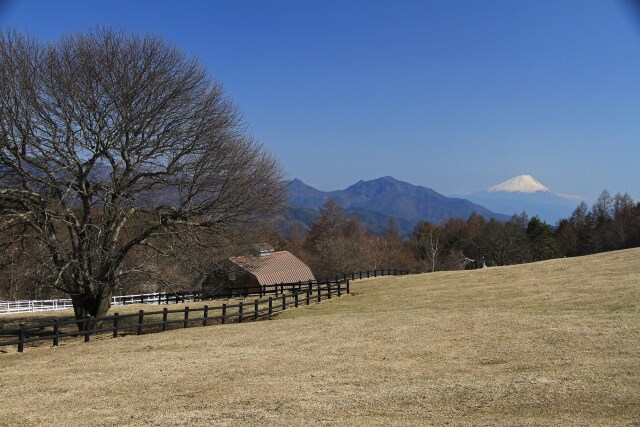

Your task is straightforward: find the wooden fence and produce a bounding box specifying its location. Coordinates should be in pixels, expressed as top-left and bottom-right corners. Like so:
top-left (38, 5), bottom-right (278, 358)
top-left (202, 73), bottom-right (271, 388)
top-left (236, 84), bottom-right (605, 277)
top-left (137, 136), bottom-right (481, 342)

top-left (344, 268), bottom-right (409, 281)
top-left (0, 280), bottom-right (350, 353)
top-left (1, 268), bottom-right (410, 315)
top-left (0, 268), bottom-right (411, 353)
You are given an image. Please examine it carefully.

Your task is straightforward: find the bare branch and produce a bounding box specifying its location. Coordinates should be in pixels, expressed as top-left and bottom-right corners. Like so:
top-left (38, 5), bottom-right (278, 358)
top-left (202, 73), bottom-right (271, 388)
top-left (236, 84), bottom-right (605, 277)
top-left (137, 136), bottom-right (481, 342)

top-left (0, 28), bottom-right (284, 321)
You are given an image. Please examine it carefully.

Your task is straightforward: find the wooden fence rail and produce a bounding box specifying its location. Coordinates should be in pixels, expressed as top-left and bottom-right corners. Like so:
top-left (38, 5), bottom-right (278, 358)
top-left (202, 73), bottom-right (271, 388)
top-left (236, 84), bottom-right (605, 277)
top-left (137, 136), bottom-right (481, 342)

top-left (1, 268), bottom-right (410, 315)
top-left (0, 280), bottom-right (351, 353)
top-left (0, 268), bottom-right (410, 353)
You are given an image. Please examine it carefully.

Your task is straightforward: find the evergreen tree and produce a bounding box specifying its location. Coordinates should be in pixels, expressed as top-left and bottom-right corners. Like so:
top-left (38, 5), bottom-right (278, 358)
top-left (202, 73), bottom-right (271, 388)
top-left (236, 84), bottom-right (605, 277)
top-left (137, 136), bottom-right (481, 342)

top-left (527, 216), bottom-right (557, 261)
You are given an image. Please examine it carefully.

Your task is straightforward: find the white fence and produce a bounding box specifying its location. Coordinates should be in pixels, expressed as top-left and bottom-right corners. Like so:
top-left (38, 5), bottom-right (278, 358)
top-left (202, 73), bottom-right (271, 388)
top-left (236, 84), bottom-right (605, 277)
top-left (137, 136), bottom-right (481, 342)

top-left (0, 291), bottom-right (196, 315)
top-left (0, 299), bottom-right (75, 314)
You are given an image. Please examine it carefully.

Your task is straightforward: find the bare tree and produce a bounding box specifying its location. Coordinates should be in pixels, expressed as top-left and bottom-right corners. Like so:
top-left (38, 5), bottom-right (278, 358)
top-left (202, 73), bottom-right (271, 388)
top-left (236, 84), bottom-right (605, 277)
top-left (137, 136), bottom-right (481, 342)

top-left (412, 221), bottom-right (444, 272)
top-left (611, 192), bottom-right (636, 249)
top-left (480, 218), bottom-right (530, 266)
top-left (0, 29), bottom-right (284, 325)
top-left (302, 199), bottom-right (371, 278)
top-left (364, 219), bottom-right (414, 271)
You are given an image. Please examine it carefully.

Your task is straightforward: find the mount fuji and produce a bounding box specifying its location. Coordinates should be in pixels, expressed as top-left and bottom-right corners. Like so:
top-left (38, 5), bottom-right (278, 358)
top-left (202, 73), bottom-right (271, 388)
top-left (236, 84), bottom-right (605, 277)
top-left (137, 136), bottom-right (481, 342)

top-left (466, 175), bottom-right (584, 224)
top-left (488, 175), bottom-right (551, 193)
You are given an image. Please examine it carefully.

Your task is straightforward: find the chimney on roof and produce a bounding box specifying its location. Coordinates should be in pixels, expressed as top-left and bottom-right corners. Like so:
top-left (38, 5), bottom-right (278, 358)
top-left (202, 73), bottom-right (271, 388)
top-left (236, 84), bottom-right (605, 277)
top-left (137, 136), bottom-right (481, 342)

top-left (251, 243), bottom-right (274, 257)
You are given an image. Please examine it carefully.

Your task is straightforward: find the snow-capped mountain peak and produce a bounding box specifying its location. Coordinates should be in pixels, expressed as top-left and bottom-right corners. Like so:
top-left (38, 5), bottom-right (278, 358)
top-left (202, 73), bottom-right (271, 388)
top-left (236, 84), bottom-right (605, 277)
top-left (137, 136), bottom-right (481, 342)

top-left (488, 175), bottom-right (551, 193)
top-left (466, 175), bottom-right (584, 223)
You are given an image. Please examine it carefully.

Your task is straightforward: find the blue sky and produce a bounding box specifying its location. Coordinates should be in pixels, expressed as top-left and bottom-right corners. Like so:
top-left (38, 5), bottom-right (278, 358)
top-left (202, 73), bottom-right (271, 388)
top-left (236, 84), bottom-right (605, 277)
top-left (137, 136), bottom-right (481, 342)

top-left (1, 0), bottom-right (639, 201)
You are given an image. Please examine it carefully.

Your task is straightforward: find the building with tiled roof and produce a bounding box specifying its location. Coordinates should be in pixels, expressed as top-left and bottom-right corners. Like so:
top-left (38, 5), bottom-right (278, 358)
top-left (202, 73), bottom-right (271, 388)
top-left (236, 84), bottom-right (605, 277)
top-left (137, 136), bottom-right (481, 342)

top-left (229, 251), bottom-right (315, 288)
top-left (198, 245), bottom-right (315, 296)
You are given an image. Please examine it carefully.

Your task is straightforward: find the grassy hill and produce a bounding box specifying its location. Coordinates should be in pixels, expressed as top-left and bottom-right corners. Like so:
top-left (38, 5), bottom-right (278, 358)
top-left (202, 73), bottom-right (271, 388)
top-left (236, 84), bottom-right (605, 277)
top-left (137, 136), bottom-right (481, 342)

top-left (1, 249), bottom-right (639, 426)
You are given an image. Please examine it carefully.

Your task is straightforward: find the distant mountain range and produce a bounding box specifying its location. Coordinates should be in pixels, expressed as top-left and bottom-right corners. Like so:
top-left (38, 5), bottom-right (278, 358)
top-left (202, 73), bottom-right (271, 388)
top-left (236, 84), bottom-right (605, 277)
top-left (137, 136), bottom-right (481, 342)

top-left (283, 176), bottom-right (510, 236)
top-left (465, 175), bottom-right (584, 224)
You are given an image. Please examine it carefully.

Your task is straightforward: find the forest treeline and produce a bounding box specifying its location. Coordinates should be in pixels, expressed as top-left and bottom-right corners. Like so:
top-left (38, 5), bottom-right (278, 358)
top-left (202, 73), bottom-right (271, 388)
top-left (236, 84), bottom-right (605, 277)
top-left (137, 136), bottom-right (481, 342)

top-left (282, 189), bottom-right (640, 279)
top-left (2, 189), bottom-right (639, 300)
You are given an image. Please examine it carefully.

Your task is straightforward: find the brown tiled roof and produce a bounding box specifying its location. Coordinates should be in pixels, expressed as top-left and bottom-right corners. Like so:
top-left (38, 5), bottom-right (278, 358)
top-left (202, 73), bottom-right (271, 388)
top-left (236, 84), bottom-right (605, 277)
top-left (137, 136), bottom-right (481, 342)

top-left (229, 251), bottom-right (315, 286)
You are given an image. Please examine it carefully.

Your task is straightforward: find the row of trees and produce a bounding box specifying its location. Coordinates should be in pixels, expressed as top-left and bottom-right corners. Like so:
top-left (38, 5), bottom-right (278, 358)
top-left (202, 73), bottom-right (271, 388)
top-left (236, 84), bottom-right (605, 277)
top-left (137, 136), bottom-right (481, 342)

top-left (4, 187), bottom-right (636, 304)
top-left (283, 190), bottom-right (640, 278)
top-left (283, 200), bottom-right (415, 279)
top-left (556, 191), bottom-right (640, 256)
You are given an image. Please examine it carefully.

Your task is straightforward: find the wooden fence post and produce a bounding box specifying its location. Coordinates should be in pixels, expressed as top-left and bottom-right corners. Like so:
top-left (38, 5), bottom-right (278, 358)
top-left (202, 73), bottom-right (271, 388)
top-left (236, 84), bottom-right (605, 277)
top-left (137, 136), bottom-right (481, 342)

top-left (337, 281), bottom-right (342, 297)
top-left (84, 317), bottom-right (90, 342)
top-left (268, 297), bottom-right (273, 315)
top-left (317, 284), bottom-right (322, 302)
top-left (294, 291), bottom-right (299, 308)
top-left (184, 307), bottom-right (190, 328)
top-left (254, 300), bottom-right (259, 320)
top-left (222, 304), bottom-right (227, 324)
top-left (346, 280), bottom-right (350, 294)
top-left (162, 308), bottom-right (168, 331)
top-left (306, 284), bottom-right (311, 305)
top-left (18, 323), bottom-right (25, 353)
top-left (238, 302), bottom-right (244, 323)
top-left (203, 305), bottom-right (209, 326)
top-left (53, 319), bottom-right (60, 347)
top-left (328, 282), bottom-right (332, 299)
top-left (113, 313), bottom-right (120, 338)
top-left (282, 293), bottom-right (286, 310)
top-left (137, 310), bottom-right (144, 335)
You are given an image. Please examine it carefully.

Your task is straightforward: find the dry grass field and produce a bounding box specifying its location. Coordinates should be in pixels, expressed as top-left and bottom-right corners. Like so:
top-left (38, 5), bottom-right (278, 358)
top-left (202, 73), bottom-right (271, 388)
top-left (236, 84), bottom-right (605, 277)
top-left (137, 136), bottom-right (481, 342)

top-left (1, 249), bottom-right (639, 426)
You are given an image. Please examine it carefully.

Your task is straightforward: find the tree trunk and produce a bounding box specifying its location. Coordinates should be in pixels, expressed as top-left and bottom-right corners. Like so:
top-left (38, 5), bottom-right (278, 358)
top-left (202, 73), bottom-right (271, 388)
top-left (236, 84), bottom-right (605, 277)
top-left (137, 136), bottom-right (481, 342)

top-left (71, 290), bottom-right (112, 331)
